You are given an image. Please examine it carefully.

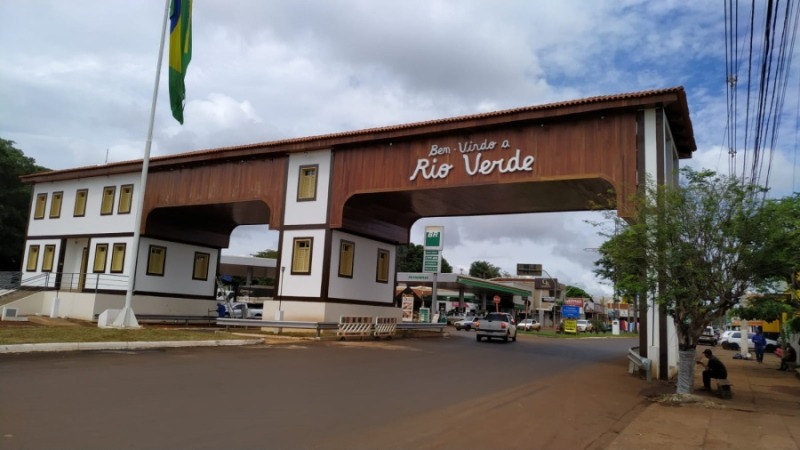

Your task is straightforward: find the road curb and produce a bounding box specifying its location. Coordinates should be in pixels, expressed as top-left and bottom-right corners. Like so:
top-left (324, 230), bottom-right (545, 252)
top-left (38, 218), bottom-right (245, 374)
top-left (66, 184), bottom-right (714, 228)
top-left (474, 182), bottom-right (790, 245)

top-left (0, 339), bottom-right (264, 354)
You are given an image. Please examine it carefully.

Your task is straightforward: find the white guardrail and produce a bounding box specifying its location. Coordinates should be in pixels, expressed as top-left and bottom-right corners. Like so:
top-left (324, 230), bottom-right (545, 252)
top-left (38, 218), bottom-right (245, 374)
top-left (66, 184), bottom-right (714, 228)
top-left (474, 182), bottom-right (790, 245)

top-left (216, 316), bottom-right (446, 339)
top-left (628, 346), bottom-right (652, 383)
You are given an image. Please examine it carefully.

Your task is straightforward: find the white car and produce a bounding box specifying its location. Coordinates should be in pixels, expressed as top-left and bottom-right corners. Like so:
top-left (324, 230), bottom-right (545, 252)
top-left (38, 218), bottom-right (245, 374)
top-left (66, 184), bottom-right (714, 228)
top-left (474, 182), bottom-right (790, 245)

top-left (518, 319), bottom-right (541, 331)
top-left (698, 326), bottom-right (718, 346)
top-left (720, 331), bottom-right (754, 350)
top-left (454, 317), bottom-right (478, 331)
top-left (576, 319), bottom-right (592, 332)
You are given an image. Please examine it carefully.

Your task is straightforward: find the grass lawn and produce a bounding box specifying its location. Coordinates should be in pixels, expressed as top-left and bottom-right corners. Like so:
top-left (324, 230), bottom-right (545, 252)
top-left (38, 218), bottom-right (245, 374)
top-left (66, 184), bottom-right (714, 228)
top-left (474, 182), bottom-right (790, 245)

top-left (0, 324), bottom-right (249, 345)
top-left (518, 329), bottom-right (639, 339)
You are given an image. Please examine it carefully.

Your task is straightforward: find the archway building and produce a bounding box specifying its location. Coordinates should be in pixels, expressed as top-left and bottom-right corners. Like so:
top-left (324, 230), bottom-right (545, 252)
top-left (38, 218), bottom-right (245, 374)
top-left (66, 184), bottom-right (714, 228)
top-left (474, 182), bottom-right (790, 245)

top-left (19, 87), bottom-right (696, 378)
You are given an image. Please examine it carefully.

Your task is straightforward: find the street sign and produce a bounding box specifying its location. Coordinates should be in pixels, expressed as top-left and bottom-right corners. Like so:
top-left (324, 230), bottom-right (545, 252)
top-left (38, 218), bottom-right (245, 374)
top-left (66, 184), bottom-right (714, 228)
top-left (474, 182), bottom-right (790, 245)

top-left (424, 226), bottom-right (444, 250)
top-left (516, 263), bottom-right (542, 276)
top-left (397, 272), bottom-right (435, 282)
top-left (422, 249), bottom-right (441, 273)
top-left (492, 295), bottom-right (501, 304)
top-left (561, 305), bottom-right (580, 318)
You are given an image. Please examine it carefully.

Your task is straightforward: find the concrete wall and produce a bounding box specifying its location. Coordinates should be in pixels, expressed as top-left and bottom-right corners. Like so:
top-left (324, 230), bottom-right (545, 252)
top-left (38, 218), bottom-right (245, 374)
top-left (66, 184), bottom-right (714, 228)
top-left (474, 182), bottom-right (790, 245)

top-left (327, 230), bottom-right (395, 304)
top-left (278, 229), bottom-right (326, 298)
top-left (284, 150), bottom-right (331, 226)
top-left (27, 173), bottom-right (140, 237)
top-left (135, 238), bottom-right (218, 298)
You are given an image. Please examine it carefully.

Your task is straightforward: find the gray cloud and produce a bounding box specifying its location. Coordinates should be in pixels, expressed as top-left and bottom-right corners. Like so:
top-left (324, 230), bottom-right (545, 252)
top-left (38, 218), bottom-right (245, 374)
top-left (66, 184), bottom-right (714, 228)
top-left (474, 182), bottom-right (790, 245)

top-left (2, 0), bottom-right (798, 298)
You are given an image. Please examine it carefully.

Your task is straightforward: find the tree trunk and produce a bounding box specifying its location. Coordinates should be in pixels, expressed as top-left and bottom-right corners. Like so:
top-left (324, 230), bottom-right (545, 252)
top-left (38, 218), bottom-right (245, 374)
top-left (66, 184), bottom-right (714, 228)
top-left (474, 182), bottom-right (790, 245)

top-left (676, 349), bottom-right (697, 394)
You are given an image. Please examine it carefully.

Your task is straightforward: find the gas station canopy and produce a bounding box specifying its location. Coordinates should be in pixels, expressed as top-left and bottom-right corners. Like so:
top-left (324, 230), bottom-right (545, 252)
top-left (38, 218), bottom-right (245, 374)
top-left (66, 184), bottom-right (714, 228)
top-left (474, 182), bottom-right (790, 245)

top-left (396, 272), bottom-right (532, 298)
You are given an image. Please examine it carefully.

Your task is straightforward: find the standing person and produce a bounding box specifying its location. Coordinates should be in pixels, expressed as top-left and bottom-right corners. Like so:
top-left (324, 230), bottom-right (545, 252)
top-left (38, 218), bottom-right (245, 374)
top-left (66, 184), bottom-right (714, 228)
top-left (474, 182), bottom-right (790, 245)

top-left (752, 329), bottom-right (767, 363)
top-left (696, 349), bottom-right (728, 391)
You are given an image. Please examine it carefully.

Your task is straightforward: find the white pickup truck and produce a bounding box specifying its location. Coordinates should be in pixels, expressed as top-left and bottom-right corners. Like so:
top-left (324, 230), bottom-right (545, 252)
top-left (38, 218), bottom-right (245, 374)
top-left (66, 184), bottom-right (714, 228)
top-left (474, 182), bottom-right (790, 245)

top-left (474, 312), bottom-right (518, 342)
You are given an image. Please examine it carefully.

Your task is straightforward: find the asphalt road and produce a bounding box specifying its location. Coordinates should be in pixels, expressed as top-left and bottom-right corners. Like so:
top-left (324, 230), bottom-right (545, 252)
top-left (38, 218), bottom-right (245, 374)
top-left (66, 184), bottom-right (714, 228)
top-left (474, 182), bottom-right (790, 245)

top-left (0, 331), bottom-right (647, 450)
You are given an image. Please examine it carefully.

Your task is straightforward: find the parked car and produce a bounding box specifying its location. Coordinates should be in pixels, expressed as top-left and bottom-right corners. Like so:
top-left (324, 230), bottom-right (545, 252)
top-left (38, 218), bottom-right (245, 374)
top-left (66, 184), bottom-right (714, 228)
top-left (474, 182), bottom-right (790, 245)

top-left (454, 316), bottom-right (478, 331)
top-left (719, 330), bottom-right (735, 343)
top-left (518, 318), bottom-right (541, 332)
top-left (576, 319), bottom-right (592, 332)
top-left (720, 331), bottom-right (755, 351)
top-left (698, 326), bottom-right (718, 346)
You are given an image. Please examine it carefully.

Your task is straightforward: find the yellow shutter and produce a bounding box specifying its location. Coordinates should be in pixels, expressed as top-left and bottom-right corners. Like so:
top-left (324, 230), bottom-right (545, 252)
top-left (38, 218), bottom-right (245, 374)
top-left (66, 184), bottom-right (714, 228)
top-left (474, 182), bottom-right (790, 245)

top-left (74, 189), bottom-right (88, 217)
top-left (49, 192), bottom-right (63, 218)
top-left (26, 245), bottom-right (40, 271)
top-left (101, 187), bottom-right (115, 215)
top-left (111, 243), bottom-right (126, 273)
top-left (34, 194), bottom-right (47, 219)
top-left (339, 241), bottom-right (354, 277)
top-left (42, 245), bottom-right (56, 272)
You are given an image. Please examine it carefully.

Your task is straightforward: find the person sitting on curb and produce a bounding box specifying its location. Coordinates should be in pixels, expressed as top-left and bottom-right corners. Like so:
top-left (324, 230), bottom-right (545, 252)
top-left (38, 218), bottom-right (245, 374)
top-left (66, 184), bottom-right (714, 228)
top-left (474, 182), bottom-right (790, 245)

top-left (696, 348), bottom-right (728, 391)
top-left (778, 344), bottom-right (797, 371)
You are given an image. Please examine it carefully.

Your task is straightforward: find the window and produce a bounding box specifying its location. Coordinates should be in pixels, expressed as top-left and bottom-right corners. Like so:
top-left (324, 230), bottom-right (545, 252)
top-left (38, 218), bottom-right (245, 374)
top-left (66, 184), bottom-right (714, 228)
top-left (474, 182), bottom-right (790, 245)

top-left (297, 165), bottom-right (318, 201)
top-left (49, 192), bottom-right (63, 218)
top-left (73, 189), bottom-right (88, 217)
top-left (291, 237), bottom-right (313, 274)
top-left (338, 240), bottom-right (355, 278)
top-left (101, 186), bottom-right (116, 215)
top-left (118, 184), bottom-right (133, 214)
top-left (147, 245), bottom-right (166, 276)
top-left (193, 252), bottom-right (210, 280)
top-left (376, 249), bottom-right (390, 283)
top-left (34, 193), bottom-right (47, 219)
top-left (110, 243), bottom-right (126, 273)
top-left (26, 245), bottom-right (40, 271)
top-left (93, 244), bottom-right (108, 273)
top-left (42, 245), bottom-right (56, 272)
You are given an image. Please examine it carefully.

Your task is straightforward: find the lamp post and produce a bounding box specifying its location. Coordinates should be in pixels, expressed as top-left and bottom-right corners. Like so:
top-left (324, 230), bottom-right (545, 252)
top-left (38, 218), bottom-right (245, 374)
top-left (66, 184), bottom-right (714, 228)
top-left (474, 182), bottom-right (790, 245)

top-left (540, 268), bottom-right (557, 327)
top-left (276, 266), bottom-right (285, 321)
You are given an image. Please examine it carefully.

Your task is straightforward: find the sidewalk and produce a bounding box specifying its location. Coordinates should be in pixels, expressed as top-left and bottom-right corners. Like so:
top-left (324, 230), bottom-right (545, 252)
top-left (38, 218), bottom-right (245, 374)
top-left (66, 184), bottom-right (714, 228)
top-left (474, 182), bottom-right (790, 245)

top-left (608, 349), bottom-right (800, 449)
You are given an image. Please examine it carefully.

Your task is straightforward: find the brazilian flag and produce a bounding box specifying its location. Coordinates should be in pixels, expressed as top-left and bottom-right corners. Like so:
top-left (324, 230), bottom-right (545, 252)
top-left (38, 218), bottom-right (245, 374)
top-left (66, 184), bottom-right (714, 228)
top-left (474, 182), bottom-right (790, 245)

top-left (169, 0), bottom-right (192, 124)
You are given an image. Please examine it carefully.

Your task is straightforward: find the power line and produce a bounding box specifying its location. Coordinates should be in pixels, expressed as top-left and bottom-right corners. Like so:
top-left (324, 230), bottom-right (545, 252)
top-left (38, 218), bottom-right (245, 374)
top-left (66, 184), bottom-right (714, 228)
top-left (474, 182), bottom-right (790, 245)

top-left (723, 0), bottom-right (799, 193)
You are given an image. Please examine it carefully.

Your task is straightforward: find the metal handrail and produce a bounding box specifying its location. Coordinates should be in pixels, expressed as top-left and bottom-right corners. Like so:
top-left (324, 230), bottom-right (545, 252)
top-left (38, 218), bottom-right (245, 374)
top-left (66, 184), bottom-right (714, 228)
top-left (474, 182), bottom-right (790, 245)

top-left (13, 272), bottom-right (130, 293)
top-left (0, 272), bottom-right (50, 298)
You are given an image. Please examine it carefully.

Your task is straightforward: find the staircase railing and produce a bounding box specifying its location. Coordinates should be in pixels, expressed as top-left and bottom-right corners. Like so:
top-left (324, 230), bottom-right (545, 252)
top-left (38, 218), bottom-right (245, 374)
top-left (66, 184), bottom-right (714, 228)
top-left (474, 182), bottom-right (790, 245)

top-left (0, 271), bottom-right (129, 298)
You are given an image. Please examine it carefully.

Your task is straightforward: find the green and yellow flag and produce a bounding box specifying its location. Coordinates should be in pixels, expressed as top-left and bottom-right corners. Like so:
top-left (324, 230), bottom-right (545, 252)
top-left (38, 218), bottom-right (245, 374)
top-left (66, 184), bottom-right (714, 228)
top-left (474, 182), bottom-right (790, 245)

top-left (168, 0), bottom-right (192, 124)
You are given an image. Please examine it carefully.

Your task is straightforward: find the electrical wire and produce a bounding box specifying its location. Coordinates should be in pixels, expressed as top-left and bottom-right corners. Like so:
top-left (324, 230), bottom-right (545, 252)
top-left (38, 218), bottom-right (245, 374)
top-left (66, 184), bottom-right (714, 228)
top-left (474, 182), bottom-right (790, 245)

top-left (724, 0), bottom-right (799, 194)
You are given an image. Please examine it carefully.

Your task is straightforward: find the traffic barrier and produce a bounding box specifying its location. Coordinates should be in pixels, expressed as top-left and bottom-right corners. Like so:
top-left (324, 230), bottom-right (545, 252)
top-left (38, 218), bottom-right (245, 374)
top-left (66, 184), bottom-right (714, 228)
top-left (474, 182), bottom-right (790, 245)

top-left (373, 317), bottom-right (397, 338)
top-left (337, 316), bottom-right (373, 339)
top-left (627, 346), bottom-right (652, 383)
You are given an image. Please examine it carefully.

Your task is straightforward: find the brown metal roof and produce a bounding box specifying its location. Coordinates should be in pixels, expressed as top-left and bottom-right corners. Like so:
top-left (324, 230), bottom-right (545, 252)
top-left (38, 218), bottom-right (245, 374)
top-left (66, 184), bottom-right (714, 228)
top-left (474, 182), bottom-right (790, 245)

top-left (21, 87), bottom-right (696, 183)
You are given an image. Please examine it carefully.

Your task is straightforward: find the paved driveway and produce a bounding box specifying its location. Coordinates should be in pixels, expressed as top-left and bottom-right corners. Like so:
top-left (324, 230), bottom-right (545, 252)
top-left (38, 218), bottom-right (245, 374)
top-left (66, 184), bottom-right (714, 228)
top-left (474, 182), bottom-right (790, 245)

top-left (0, 333), bottom-right (646, 449)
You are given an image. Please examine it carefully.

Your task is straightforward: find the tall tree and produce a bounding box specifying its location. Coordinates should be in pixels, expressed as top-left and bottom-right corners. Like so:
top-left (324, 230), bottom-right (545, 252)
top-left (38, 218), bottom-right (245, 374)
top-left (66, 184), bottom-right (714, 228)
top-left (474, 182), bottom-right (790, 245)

top-left (252, 249), bottom-right (278, 258)
top-left (565, 285), bottom-right (593, 299)
top-left (593, 168), bottom-right (784, 393)
top-left (0, 139), bottom-right (47, 270)
top-left (734, 194), bottom-right (800, 333)
top-left (395, 243), bottom-right (452, 273)
top-left (469, 260), bottom-right (502, 279)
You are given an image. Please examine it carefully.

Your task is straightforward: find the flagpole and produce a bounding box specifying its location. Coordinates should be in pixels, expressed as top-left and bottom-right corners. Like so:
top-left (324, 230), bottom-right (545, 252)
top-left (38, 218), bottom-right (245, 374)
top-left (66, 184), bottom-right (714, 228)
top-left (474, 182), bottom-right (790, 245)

top-left (111, 0), bottom-right (171, 328)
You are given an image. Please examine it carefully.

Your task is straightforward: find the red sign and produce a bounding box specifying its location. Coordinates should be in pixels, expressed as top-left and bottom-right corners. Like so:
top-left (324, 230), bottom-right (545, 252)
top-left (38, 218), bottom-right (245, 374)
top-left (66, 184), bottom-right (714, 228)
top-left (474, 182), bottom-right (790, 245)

top-left (564, 298), bottom-right (585, 307)
top-left (493, 295), bottom-right (501, 303)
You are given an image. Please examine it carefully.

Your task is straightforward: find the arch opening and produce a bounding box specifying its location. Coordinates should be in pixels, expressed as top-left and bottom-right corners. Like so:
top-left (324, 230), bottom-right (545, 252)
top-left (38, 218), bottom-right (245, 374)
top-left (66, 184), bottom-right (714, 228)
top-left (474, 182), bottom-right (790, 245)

top-left (146, 200), bottom-right (271, 248)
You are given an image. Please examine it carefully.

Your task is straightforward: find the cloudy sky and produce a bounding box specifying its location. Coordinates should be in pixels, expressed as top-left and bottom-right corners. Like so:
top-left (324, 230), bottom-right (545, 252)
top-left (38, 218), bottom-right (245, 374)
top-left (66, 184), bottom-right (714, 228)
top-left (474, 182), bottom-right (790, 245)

top-left (2, 1), bottom-right (798, 298)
